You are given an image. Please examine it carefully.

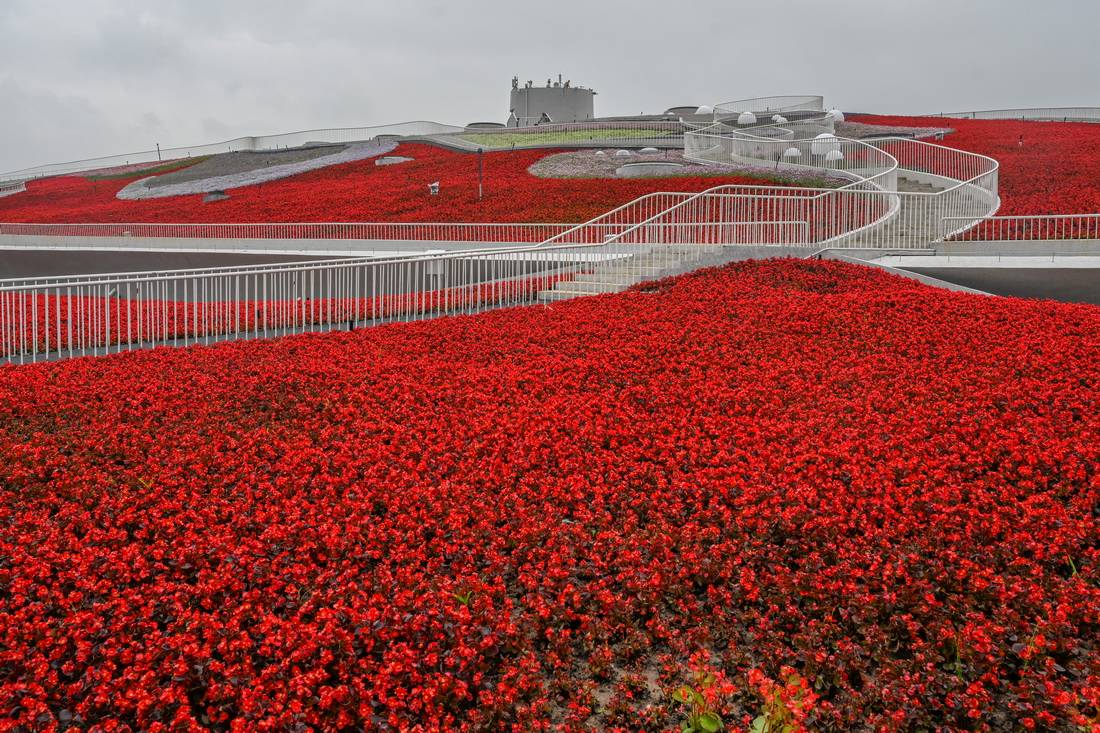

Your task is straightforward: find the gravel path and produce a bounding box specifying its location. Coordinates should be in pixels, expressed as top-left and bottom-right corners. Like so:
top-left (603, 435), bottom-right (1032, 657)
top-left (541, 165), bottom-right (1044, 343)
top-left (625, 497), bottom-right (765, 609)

top-left (528, 150), bottom-right (848, 187)
top-left (143, 146), bottom-right (347, 188)
top-left (836, 121), bottom-right (952, 139)
top-left (117, 141), bottom-right (397, 200)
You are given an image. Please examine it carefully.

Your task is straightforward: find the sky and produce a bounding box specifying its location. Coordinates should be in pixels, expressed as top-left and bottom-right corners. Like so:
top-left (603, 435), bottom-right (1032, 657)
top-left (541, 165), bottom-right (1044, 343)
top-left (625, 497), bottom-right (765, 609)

top-left (2, 0), bottom-right (1098, 173)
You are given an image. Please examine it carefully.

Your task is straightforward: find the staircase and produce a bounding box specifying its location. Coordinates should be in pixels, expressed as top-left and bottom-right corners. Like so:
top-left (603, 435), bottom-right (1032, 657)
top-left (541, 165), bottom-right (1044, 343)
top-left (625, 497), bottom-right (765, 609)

top-left (537, 244), bottom-right (726, 302)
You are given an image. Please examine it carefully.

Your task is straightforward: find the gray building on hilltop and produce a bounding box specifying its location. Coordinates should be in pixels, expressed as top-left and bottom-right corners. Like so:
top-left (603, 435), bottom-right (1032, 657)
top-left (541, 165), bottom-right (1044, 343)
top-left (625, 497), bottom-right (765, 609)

top-left (508, 75), bottom-right (596, 127)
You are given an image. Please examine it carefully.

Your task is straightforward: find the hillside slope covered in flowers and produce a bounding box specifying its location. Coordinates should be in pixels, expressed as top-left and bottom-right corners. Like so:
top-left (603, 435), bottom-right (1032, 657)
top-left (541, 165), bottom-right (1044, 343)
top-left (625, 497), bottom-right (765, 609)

top-left (0, 144), bottom-right (791, 225)
top-left (1, 260), bottom-right (1097, 731)
top-left (853, 114), bottom-right (1100, 215)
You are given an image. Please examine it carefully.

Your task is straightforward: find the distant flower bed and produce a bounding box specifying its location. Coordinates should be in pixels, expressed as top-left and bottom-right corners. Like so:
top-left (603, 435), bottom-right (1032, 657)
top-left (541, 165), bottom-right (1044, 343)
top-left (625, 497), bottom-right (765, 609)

top-left (0, 143), bottom-right (790, 225)
top-left (0, 260), bottom-right (1096, 731)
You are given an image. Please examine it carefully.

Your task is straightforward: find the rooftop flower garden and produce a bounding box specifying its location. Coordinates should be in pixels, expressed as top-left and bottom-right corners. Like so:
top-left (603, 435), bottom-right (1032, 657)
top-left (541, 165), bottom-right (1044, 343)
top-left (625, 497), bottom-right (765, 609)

top-left (1, 260), bottom-right (1097, 731)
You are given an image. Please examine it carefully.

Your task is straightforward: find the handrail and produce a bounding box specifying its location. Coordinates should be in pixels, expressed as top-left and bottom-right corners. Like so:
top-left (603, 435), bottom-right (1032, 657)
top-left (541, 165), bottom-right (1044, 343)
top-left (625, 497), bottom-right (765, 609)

top-left (713, 96), bottom-right (825, 116)
top-left (942, 213), bottom-right (1100, 241)
top-left (683, 116), bottom-right (1001, 248)
top-left (930, 107), bottom-right (1100, 122)
top-left (0, 221), bottom-right (586, 242)
top-left (0, 198), bottom-right (808, 362)
top-left (685, 120), bottom-right (899, 193)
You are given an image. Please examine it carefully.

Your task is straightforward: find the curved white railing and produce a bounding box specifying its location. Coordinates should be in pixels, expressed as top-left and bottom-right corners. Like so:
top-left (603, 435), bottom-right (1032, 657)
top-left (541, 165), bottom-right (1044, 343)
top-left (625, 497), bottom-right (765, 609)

top-left (0, 196), bottom-right (800, 363)
top-left (930, 107), bottom-right (1100, 123)
top-left (686, 121), bottom-right (899, 191)
top-left (714, 95), bottom-right (825, 117)
top-left (683, 116), bottom-right (1001, 248)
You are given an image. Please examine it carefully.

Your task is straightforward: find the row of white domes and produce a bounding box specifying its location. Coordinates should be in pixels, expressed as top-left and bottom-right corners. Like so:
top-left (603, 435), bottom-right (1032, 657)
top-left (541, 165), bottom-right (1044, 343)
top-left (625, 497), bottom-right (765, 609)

top-left (693, 106), bottom-right (845, 125)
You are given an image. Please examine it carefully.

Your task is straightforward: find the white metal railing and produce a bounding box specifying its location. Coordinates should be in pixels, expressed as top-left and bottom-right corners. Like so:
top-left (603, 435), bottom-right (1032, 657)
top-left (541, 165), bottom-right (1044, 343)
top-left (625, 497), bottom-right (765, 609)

top-left (713, 96), bottom-right (825, 118)
top-left (0, 121), bottom-right (465, 183)
top-left (942, 214), bottom-right (1100, 241)
top-left (930, 108), bottom-right (1100, 123)
top-left (685, 120), bottom-right (899, 192)
top-left (0, 221), bottom-right (587, 244)
top-left (0, 210), bottom-right (796, 364)
top-left (2, 166), bottom-right (940, 363)
top-left (683, 120), bottom-right (1001, 249)
top-left (0, 181), bottom-right (26, 198)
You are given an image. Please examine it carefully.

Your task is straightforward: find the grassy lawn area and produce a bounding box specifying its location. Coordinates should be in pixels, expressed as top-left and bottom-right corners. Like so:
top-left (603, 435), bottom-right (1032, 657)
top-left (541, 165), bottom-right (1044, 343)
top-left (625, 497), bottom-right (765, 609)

top-left (461, 128), bottom-right (680, 148)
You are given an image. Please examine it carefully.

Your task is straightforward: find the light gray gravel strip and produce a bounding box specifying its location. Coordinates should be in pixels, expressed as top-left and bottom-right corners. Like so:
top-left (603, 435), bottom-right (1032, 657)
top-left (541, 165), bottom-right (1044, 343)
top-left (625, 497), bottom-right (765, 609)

top-left (528, 150), bottom-right (848, 187)
top-left (117, 140), bottom-right (398, 200)
top-left (836, 121), bottom-right (953, 139)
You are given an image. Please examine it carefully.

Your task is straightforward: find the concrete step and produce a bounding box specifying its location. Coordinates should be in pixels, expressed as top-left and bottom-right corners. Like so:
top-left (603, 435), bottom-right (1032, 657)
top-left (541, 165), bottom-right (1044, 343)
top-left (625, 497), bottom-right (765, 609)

top-left (571, 272), bottom-right (644, 284)
top-left (897, 177), bottom-right (944, 194)
top-left (538, 289), bottom-right (586, 302)
top-left (553, 280), bottom-right (630, 294)
top-left (589, 265), bottom-right (666, 277)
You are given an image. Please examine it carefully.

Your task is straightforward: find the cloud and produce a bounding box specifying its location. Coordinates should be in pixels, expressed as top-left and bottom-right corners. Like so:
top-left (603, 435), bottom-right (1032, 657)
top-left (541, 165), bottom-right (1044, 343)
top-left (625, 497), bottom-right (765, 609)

top-left (2, 0), bottom-right (1100, 172)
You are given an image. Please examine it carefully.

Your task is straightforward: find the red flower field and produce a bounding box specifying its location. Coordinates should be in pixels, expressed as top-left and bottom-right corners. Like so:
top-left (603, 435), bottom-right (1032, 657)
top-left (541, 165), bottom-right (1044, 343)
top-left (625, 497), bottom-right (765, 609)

top-left (6, 119), bottom-right (1100, 228)
top-left (1, 260), bottom-right (1097, 731)
top-left (854, 115), bottom-right (1100, 215)
top-left (0, 144), bottom-right (787, 226)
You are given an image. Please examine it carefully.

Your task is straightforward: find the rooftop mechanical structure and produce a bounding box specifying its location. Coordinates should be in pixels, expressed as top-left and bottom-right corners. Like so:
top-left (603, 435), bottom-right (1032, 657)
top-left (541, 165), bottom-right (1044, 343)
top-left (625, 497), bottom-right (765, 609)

top-left (507, 75), bottom-right (596, 127)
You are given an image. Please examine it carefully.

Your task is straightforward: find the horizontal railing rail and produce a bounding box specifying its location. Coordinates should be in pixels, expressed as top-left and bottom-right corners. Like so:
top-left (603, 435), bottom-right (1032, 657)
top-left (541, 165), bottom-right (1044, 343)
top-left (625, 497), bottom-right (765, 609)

top-left (0, 221), bottom-right (589, 243)
top-left (0, 209), bottom-right (813, 363)
top-left (685, 121), bottom-right (900, 193)
top-left (714, 96), bottom-right (826, 117)
top-left (942, 214), bottom-right (1100, 241)
top-left (684, 118), bottom-right (1001, 249)
top-left (930, 107), bottom-right (1100, 122)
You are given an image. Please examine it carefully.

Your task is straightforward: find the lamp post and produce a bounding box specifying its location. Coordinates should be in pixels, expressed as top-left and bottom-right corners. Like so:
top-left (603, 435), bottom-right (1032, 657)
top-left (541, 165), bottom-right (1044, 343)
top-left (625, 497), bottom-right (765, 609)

top-left (477, 147), bottom-right (484, 201)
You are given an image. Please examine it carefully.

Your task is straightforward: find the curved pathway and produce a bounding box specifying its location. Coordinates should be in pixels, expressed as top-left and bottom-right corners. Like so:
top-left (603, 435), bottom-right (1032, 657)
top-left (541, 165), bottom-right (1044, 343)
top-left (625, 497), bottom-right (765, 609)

top-left (116, 140), bottom-right (397, 200)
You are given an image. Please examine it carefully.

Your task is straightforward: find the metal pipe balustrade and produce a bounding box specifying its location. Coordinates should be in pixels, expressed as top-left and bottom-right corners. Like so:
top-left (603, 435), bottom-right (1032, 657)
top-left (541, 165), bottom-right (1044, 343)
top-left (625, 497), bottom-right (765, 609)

top-left (930, 108), bottom-right (1100, 123)
top-left (0, 220), bottom-right (777, 364)
top-left (942, 214), bottom-right (1100, 241)
top-left (0, 222), bottom-right (584, 244)
top-left (684, 119), bottom-right (1000, 249)
top-left (713, 96), bottom-right (826, 118)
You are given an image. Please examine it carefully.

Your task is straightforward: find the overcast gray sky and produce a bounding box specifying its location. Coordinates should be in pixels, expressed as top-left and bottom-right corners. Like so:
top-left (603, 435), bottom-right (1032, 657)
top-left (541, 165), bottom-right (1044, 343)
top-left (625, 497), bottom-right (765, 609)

top-left (1, 0), bottom-right (1097, 173)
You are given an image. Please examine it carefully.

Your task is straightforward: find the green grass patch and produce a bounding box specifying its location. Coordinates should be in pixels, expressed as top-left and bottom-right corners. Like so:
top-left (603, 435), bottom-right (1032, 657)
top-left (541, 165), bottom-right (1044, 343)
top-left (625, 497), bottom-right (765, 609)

top-left (461, 128), bottom-right (679, 149)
